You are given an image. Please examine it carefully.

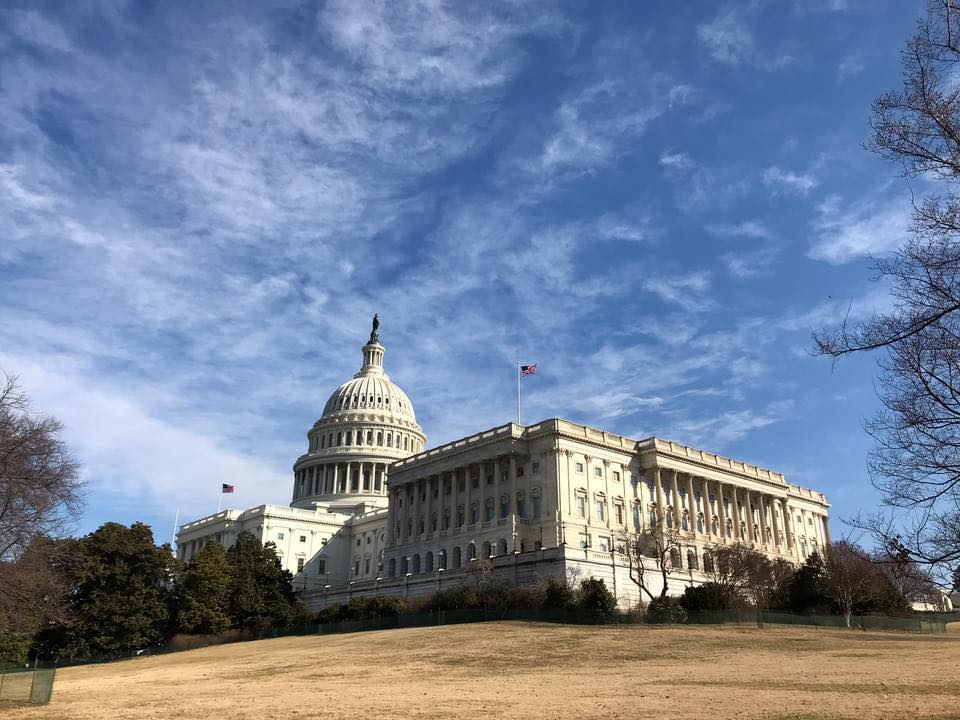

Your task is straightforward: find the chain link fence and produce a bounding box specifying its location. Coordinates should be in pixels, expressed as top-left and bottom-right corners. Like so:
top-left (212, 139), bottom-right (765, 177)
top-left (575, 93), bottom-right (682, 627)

top-left (0, 662), bottom-right (56, 706)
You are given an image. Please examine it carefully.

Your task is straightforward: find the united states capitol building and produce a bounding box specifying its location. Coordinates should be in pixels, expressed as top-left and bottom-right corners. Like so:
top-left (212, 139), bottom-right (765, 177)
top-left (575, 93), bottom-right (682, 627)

top-left (176, 319), bottom-right (831, 609)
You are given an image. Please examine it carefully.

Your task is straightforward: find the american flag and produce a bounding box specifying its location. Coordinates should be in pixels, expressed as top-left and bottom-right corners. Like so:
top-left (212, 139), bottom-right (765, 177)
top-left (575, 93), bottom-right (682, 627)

top-left (520, 364), bottom-right (537, 376)
top-left (222, 483), bottom-right (235, 494)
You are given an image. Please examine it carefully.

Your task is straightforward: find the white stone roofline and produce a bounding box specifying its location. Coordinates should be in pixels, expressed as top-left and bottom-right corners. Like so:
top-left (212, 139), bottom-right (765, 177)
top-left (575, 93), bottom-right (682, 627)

top-left (177, 503), bottom-right (354, 535)
top-left (389, 417), bottom-right (827, 506)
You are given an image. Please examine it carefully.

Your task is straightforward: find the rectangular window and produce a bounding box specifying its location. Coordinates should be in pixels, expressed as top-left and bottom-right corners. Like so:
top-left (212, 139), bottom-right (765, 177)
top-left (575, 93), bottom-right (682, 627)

top-left (575, 462), bottom-right (585, 473)
top-left (596, 500), bottom-right (605, 521)
top-left (277, 532), bottom-right (285, 540)
top-left (471, 507), bottom-right (479, 523)
top-left (354, 560), bottom-right (360, 576)
top-left (321, 538), bottom-right (327, 546)
top-left (500, 501), bottom-right (509, 519)
top-left (458, 478), bottom-right (465, 492)
top-left (487, 474), bottom-right (494, 485)
top-left (297, 557), bottom-right (304, 572)
top-left (615, 505), bottom-right (624, 524)
top-left (517, 465), bottom-right (524, 477)
top-left (613, 471), bottom-right (620, 482)
top-left (532, 462), bottom-right (540, 474)
top-left (299, 535), bottom-right (306, 542)
top-left (517, 498), bottom-right (526, 517)
top-left (598, 537), bottom-right (609, 552)
top-left (364, 558), bottom-right (370, 574)
top-left (577, 495), bottom-right (586, 517)
top-left (594, 466), bottom-right (603, 477)
top-left (472, 476), bottom-right (479, 489)
top-left (317, 559), bottom-right (326, 575)
top-left (533, 496), bottom-right (542, 519)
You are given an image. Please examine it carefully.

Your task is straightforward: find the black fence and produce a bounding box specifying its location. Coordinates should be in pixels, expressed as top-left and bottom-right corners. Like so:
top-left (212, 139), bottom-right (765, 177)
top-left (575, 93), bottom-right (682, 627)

top-left (0, 662), bottom-right (56, 705)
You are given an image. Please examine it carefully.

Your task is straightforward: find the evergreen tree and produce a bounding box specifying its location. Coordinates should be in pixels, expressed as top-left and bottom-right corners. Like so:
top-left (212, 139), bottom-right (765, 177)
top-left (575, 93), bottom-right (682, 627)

top-left (40, 522), bottom-right (174, 658)
top-left (784, 552), bottom-right (832, 614)
top-left (226, 532), bottom-right (298, 632)
top-left (176, 541), bottom-right (233, 635)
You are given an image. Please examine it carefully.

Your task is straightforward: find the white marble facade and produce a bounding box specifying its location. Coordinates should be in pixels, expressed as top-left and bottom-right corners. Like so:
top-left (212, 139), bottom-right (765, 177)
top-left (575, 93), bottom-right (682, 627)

top-left (177, 321), bottom-right (831, 609)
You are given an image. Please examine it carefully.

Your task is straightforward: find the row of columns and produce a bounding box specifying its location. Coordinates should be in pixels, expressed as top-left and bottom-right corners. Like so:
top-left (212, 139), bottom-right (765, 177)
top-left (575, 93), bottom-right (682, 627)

top-left (388, 452), bottom-right (536, 548)
top-left (643, 467), bottom-right (829, 557)
top-left (293, 461), bottom-right (390, 500)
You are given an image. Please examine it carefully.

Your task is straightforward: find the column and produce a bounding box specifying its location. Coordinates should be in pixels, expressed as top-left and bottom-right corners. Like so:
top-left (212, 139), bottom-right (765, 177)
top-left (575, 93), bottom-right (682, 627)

top-left (822, 514), bottom-right (832, 545)
top-left (758, 495), bottom-right (770, 545)
top-left (603, 460), bottom-right (611, 530)
top-left (332, 464), bottom-right (339, 494)
top-left (463, 463), bottom-right (473, 526)
top-left (685, 474), bottom-right (697, 535)
top-left (635, 468), bottom-right (645, 531)
top-left (771, 495), bottom-right (782, 550)
top-left (744, 490), bottom-right (755, 543)
top-left (654, 468), bottom-right (666, 530)
top-left (387, 485), bottom-right (397, 548)
top-left (426, 474), bottom-right (434, 535)
top-left (729, 487), bottom-right (741, 540)
top-left (345, 462), bottom-right (353, 494)
top-left (716, 482), bottom-right (727, 539)
top-left (669, 470), bottom-right (682, 529)
top-left (509, 454), bottom-right (518, 515)
top-left (700, 478), bottom-right (712, 538)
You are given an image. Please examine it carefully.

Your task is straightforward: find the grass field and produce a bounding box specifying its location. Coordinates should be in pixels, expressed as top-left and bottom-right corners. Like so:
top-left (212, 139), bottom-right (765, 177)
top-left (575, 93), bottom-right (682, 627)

top-left (8, 621), bottom-right (960, 720)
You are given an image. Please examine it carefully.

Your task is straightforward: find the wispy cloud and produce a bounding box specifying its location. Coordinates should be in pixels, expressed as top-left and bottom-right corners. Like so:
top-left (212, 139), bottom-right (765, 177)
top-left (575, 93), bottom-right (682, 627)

top-left (762, 166), bottom-right (818, 194)
top-left (809, 194), bottom-right (910, 264)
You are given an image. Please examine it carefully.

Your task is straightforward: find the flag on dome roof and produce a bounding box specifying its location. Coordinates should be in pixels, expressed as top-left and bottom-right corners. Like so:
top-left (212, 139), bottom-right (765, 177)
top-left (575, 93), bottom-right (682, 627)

top-left (520, 364), bottom-right (537, 376)
top-left (222, 483), bottom-right (235, 493)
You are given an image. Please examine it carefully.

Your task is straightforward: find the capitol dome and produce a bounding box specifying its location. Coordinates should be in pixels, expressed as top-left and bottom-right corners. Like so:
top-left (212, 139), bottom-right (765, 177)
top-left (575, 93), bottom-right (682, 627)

top-left (290, 316), bottom-right (426, 510)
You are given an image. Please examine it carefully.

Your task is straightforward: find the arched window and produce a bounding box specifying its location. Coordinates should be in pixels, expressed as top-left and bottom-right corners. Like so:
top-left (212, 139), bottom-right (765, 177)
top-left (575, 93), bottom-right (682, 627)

top-left (687, 549), bottom-right (698, 570)
top-left (438, 549), bottom-right (446, 570)
top-left (377, 431), bottom-right (383, 446)
top-left (666, 509), bottom-right (674, 529)
top-left (387, 432), bottom-right (393, 447)
top-left (425, 552), bottom-right (434, 573)
top-left (481, 541), bottom-right (491, 558)
top-left (412, 554), bottom-right (421, 574)
top-left (367, 430), bottom-right (373, 444)
top-left (320, 435), bottom-right (325, 449)
top-left (681, 510), bottom-right (689, 531)
top-left (467, 542), bottom-right (476, 560)
top-left (404, 436), bottom-right (408, 451)
top-left (388, 558), bottom-right (397, 577)
top-left (357, 430), bottom-right (363, 446)
top-left (336, 432), bottom-right (342, 446)
top-left (703, 551), bottom-right (715, 574)
top-left (430, 512), bottom-right (437, 533)
top-left (498, 538), bottom-right (508, 555)
top-left (345, 430), bottom-right (352, 446)
top-left (454, 546), bottom-right (462, 567)
top-left (401, 556), bottom-right (408, 574)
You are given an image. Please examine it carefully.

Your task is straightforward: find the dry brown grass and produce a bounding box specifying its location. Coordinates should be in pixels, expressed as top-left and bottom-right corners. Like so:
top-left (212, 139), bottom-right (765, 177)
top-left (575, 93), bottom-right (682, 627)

top-left (8, 622), bottom-right (960, 720)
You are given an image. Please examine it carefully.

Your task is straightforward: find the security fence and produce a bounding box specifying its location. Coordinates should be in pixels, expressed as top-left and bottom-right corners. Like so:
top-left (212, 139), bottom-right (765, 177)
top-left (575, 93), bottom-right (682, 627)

top-left (683, 609), bottom-right (947, 633)
top-left (0, 662), bottom-right (56, 706)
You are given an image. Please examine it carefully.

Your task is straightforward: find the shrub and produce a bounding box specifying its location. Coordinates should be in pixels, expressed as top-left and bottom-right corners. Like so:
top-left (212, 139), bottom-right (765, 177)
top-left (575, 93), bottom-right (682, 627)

top-left (645, 596), bottom-right (688, 624)
top-left (680, 582), bottom-right (735, 613)
top-left (577, 578), bottom-right (617, 618)
top-left (542, 578), bottom-right (576, 610)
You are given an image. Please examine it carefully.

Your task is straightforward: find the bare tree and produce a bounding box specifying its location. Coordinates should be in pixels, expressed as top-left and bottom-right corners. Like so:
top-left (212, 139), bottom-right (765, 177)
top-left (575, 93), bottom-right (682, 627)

top-left (708, 543), bottom-right (792, 627)
top-left (814, 1), bottom-right (960, 587)
top-left (824, 542), bottom-right (879, 628)
top-left (0, 372), bottom-right (83, 601)
top-left (619, 525), bottom-right (681, 602)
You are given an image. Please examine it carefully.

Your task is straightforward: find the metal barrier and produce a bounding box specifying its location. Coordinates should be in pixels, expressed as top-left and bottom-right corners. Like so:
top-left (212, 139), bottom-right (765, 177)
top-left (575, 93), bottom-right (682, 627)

top-left (0, 662), bottom-right (56, 705)
top-left (684, 609), bottom-right (947, 633)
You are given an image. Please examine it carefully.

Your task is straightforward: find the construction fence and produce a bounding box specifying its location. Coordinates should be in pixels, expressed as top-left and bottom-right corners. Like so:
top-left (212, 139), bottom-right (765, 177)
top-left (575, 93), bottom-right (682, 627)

top-left (0, 662), bottom-right (56, 706)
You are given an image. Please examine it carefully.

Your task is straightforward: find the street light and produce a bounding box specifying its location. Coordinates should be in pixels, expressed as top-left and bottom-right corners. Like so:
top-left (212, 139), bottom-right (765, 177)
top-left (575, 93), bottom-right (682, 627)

top-left (438, 567), bottom-right (445, 592)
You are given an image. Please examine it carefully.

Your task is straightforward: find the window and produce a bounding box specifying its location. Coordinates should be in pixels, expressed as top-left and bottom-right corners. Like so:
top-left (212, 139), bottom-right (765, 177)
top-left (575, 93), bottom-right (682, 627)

top-left (598, 537), bottom-right (609, 552)
top-left (486, 474), bottom-right (494, 485)
top-left (321, 538), bottom-right (327, 546)
top-left (367, 430), bottom-right (373, 444)
top-left (297, 557), bottom-right (304, 572)
top-left (364, 558), bottom-right (371, 574)
top-left (517, 465), bottom-right (524, 477)
top-left (356, 538), bottom-right (361, 546)
top-left (516, 494), bottom-right (526, 518)
top-left (594, 466), bottom-right (603, 477)
top-left (615, 504), bottom-right (624, 525)
top-left (485, 500), bottom-right (495, 521)
top-left (613, 471), bottom-right (621, 482)
top-left (575, 462), bottom-right (585, 473)
top-left (533, 495), bottom-right (541, 519)
top-left (500, 499), bottom-right (509, 518)
top-left (472, 476), bottom-right (480, 489)
top-left (377, 431), bottom-right (384, 446)
top-left (354, 560), bottom-right (360, 576)
top-left (336, 432), bottom-right (342, 446)
top-left (387, 432), bottom-right (393, 447)
top-left (300, 535), bottom-right (306, 543)
top-left (577, 495), bottom-right (586, 518)
top-left (277, 532), bottom-right (285, 540)
top-left (596, 500), bottom-right (605, 521)
top-left (532, 462), bottom-right (540, 474)
top-left (317, 559), bottom-right (326, 575)
top-left (471, 504), bottom-right (479, 523)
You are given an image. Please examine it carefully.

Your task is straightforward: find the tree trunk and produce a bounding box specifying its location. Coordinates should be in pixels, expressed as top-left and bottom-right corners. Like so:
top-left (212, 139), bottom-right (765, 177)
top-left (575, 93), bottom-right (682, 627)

top-left (844, 610), bottom-right (852, 628)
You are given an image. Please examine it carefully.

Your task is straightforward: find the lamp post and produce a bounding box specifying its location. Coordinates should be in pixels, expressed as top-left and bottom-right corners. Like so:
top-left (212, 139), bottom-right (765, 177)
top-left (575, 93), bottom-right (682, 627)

top-left (438, 567), bottom-right (445, 592)
top-left (375, 576), bottom-right (382, 596)
top-left (323, 583), bottom-right (330, 607)
top-left (348, 580), bottom-right (355, 600)
top-left (404, 572), bottom-right (412, 598)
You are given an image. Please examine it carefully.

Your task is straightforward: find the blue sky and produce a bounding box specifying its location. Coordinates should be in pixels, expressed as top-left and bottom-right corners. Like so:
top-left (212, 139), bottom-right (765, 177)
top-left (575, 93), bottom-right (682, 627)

top-left (0, 1), bottom-right (927, 544)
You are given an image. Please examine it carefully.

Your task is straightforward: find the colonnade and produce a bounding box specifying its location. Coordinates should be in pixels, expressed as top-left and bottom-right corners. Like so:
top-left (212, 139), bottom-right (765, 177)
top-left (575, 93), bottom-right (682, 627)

top-left (293, 460), bottom-right (391, 500)
top-left (641, 467), bottom-right (830, 559)
top-left (387, 452), bottom-right (541, 549)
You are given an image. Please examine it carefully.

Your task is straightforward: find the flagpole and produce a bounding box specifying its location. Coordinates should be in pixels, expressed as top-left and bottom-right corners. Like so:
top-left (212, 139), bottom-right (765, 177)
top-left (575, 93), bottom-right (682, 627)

top-left (517, 361), bottom-right (521, 426)
top-left (217, 488), bottom-right (223, 514)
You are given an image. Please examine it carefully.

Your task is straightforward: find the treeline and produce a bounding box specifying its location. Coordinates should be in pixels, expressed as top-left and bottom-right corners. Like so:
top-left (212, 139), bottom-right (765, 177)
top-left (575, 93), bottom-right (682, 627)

top-left (649, 542), bottom-right (914, 626)
top-left (1, 523), bottom-right (303, 665)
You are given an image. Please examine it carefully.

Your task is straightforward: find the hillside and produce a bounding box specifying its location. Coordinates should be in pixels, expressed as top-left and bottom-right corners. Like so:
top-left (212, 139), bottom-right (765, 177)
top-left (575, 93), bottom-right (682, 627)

top-left (8, 622), bottom-right (960, 720)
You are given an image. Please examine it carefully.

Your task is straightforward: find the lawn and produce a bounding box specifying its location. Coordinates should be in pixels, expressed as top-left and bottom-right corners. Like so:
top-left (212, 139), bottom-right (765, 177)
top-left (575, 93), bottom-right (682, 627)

top-left (8, 621), bottom-right (960, 720)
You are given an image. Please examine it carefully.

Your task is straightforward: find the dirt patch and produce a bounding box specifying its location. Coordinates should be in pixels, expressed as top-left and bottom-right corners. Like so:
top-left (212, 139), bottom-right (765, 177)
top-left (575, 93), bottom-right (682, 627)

top-left (6, 623), bottom-right (959, 720)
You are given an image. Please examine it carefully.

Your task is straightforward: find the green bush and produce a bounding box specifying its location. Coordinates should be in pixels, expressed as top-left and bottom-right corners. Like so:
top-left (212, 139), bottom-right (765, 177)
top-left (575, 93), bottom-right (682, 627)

top-left (680, 582), bottom-right (736, 612)
top-left (577, 578), bottom-right (617, 618)
top-left (645, 596), bottom-right (688, 624)
top-left (542, 578), bottom-right (576, 610)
